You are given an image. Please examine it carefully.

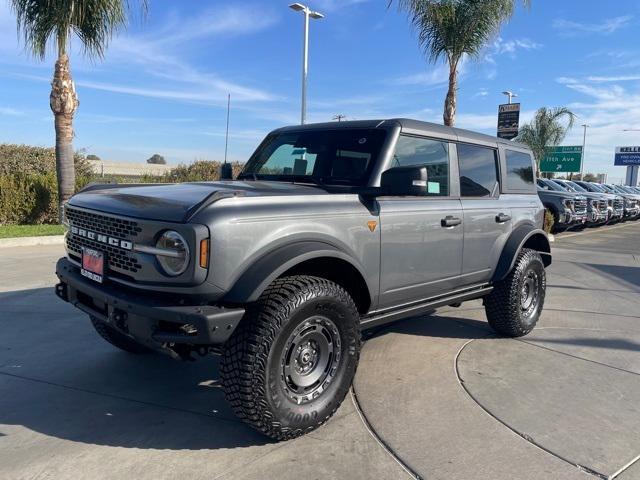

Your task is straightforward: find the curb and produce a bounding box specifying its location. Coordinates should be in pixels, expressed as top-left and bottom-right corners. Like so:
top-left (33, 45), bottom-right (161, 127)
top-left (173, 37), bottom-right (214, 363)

top-left (0, 235), bottom-right (65, 248)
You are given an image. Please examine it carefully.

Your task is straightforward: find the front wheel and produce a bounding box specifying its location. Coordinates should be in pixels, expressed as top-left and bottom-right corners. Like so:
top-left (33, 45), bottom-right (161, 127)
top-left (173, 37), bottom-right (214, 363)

top-left (220, 275), bottom-right (361, 440)
top-left (485, 248), bottom-right (546, 337)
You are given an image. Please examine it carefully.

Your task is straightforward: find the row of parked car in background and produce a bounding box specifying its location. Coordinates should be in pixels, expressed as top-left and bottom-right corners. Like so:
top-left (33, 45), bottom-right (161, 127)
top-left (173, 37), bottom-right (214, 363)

top-left (537, 179), bottom-right (640, 232)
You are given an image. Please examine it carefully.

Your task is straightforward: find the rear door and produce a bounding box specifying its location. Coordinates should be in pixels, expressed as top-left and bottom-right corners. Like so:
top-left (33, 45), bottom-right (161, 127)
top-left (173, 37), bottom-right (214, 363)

top-left (456, 143), bottom-right (512, 286)
top-left (378, 135), bottom-right (463, 308)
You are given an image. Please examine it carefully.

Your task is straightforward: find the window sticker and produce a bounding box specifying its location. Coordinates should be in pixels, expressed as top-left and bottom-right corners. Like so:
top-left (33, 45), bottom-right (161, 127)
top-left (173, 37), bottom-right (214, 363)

top-left (428, 182), bottom-right (440, 194)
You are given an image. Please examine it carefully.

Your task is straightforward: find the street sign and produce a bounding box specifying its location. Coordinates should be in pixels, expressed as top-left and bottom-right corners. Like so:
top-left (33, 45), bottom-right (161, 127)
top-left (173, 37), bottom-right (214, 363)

top-left (497, 103), bottom-right (520, 140)
top-left (540, 146), bottom-right (583, 173)
top-left (614, 146), bottom-right (640, 166)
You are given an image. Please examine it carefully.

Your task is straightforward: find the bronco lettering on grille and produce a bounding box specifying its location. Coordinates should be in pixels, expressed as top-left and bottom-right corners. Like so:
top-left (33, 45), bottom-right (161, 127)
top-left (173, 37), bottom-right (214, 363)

top-left (70, 226), bottom-right (133, 250)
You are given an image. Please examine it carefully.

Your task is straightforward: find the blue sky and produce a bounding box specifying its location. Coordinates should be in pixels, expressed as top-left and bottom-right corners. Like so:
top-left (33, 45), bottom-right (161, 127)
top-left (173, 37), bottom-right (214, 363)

top-left (1, 0), bottom-right (639, 182)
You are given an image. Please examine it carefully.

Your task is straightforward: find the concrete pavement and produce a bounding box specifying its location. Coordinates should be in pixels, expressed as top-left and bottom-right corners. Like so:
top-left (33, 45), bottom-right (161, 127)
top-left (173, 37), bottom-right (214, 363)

top-left (1, 222), bottom-right (639, 479)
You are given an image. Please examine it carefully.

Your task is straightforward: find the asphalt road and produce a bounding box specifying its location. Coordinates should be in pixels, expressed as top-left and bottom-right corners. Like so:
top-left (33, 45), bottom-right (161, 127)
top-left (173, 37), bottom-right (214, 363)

top-left (1, 222), bottom-right (639, 479)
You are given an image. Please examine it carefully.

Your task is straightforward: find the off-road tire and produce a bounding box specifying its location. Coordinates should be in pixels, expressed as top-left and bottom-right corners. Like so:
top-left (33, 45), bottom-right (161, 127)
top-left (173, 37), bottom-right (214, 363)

top-left (485, 248), bottom-right (546, 337)
top-left (90, 316), bottom-right (152, 354)
top-left (220, 275), bottom-right (361, 440)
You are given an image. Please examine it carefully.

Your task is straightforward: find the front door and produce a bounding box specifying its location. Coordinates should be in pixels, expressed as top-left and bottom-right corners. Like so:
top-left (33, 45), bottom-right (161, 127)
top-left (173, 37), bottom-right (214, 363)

top-left (378, 135), bottom-right (463, 309)
top-left (456, 143), bottom-right (512, 285)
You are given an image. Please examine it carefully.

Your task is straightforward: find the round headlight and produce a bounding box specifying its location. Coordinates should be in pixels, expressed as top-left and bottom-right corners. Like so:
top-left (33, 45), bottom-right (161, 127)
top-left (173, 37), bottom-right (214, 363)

top-left (156, 230), bottom-right (189, 276)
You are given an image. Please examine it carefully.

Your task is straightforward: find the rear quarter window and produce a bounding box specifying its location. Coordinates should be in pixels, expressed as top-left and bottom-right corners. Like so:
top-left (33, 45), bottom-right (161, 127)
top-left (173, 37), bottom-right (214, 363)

top-left (505, 150), bottom-right (534, 190)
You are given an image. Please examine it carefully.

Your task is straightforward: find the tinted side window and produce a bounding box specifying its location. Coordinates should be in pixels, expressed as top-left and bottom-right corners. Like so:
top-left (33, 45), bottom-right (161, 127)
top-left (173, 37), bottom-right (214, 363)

top-left (505, 150), bottom-right (534, 190)
top-left (392, 136), bottom-right (449, 196)
top-left (457, 144), bottom-right (499, 197)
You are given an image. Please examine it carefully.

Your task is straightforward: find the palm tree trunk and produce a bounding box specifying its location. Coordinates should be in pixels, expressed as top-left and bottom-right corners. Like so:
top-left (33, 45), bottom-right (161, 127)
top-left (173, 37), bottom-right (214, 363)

top-left (443, 59), bottom-right (458, 127)
top-left (50, 53), bottom-right (79, 223)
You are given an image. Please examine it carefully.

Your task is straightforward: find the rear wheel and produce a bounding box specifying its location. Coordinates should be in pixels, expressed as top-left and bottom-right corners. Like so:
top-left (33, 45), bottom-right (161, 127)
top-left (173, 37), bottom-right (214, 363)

top-left (90, 317), bottom-right (151, 354)
top-left (221, 275), bottom-right (361, 440)
top-left (485, 249), bottom-right (546, 337)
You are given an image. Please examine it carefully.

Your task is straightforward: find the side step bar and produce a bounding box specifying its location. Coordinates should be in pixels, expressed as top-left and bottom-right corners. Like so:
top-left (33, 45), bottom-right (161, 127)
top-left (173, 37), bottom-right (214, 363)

top-left (360, 286), bottom-right (493, 330)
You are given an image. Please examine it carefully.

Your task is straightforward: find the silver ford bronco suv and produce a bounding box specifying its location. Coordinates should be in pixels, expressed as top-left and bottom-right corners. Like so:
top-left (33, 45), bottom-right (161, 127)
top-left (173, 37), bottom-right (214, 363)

top-left (55, 119), bottom-right (551, 440)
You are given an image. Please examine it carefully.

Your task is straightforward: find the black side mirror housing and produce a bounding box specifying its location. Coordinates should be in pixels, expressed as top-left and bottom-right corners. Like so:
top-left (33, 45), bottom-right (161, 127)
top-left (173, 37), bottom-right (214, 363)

top-left (380, 166), bottom-right (429, 196)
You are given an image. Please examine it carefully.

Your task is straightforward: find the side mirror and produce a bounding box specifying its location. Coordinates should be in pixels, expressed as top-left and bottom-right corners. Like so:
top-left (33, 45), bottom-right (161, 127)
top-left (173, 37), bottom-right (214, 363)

top-left (380, 166), bottom-right (429, 196)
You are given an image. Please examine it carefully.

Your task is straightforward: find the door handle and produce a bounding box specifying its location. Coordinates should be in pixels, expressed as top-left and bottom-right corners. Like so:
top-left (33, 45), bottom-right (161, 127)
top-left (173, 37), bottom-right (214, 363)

top-left (441, 216), bottom-right (462, 227)
top-left (496, 213), bottom-right (511, 223)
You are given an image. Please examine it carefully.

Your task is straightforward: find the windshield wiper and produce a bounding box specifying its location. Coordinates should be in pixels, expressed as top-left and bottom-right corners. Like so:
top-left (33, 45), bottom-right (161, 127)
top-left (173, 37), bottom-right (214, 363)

top-left (291, 176), bottom-right (327, 188)
top-left (237, 172), bottom-right (258, 181)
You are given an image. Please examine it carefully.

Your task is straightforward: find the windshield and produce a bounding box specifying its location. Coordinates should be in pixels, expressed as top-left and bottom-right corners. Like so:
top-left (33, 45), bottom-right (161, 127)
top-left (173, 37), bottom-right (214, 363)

top-left (538, 179), bottom-right (567, 192)
top-left (587, 183), bottom-right (605, 193)
top-left (566, 181), bottom-right (587, 192)
top-left (240, 129), bottom-right (387, 186)
top-left (553, 180), bottom-right (577, 192)
top-left (609, 185), bottom-right (627, 194)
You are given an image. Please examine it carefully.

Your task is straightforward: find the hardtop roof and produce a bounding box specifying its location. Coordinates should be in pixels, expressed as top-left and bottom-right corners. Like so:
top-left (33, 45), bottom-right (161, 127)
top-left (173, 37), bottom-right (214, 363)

top-left (274, 118), bottom-right (529, 150)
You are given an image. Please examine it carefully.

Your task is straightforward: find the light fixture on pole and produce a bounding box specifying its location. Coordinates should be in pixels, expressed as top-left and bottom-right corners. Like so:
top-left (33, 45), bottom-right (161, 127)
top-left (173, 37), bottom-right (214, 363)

top-left (501, 91), bottom-right (518, 104)
top-left (580, 124), bottom-right (589, 180)
top-left (289, 3), bottom-right (324, 125)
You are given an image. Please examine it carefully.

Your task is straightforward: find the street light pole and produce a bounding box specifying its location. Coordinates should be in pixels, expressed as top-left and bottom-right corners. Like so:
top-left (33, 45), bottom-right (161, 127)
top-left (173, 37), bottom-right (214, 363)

top-left (501, 90), bottom-right (518, 104)
top-left (289, 3), bottom-right (324, 125)
top-left (580, 124), bottom-right (589, 180)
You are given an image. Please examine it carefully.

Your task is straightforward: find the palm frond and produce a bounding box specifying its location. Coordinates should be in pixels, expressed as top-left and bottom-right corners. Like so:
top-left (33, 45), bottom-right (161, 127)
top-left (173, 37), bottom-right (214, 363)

top-left (11, 0), bottom-right (147, 59)
top-left (515, 106), bottom-right (576, 164)
top-left (392, 0), bottom-right (524, 63)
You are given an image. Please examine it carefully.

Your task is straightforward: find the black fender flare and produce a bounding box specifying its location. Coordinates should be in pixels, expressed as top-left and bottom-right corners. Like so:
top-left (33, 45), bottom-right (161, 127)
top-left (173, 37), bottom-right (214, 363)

top-left (222, 241), bottom-right (371, 304)
top-left (492, 224), bottom-right (552, 282)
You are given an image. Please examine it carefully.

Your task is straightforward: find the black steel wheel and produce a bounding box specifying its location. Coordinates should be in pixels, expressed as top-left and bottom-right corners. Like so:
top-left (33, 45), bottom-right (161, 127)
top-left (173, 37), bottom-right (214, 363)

top-left (485, 248), bottom-right (546, 337)
top-left (221, 275), bottom-right (360, 440)
top-left (281, 316), bottom-right (342, 404)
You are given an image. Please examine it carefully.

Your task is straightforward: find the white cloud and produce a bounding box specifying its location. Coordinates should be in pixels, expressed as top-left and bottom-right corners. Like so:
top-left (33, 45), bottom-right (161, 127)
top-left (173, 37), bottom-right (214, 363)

top-left (1, 3), bottom-right (280, 109)
top-left (587, 75), bottom-right (640, 83)
top-left (392, 58), bottom-right (467, 87)
top-left (552, 15), bottom-right (633, 36)
top-left (473, 88), bottom-right (489, 98)
top-left (554, 75), bottom-right (640, 182)
top-left (147, 5), bottom-right (279, 46)
top-left (0, 107), bottom-right (24, 116)
top-left (312, 0), bottom-right (370, 12)
top-left (491, 37), bottom-right (542, 56)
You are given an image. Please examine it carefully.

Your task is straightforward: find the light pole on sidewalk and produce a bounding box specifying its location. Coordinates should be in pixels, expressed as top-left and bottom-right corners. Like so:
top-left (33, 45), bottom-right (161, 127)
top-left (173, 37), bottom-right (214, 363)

top-left (289, 3), bottom-right (324, 125)
top-left (580, 124), bottom-right (589, 180)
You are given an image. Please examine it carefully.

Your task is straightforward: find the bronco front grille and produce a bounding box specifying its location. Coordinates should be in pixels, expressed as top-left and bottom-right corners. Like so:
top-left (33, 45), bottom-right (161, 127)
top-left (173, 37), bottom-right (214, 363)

top-left (65, 206), bottom-right (143, 274)
top-left (66, 207), bottom-right (142, 239)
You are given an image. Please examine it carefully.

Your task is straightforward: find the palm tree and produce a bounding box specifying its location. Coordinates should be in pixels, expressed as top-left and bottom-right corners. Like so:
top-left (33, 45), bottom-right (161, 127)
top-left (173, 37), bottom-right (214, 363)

top-left (393, 0), bottom-right (529, 126)
top-left (516, 107), bottom-right (575, 175)
top-left (11, 0), bottom-right (146, 222)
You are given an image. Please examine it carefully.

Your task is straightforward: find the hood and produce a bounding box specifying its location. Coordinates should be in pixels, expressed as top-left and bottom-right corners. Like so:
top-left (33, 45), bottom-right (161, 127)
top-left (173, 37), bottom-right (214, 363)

top-left (537, 189), bottom-right (578, 200)
top-left (69, 181), bottom-right (326, 222)
top-left (577, 192), bottom-right (608, 201)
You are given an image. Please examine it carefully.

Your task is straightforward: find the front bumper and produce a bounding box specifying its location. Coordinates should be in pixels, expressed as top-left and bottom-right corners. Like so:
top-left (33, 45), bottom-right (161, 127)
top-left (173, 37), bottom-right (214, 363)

top-left (566, 210), bottom-right (587, 225)
top-left (55, 258), bottom-right (244, 352)
top-left (624, 206), bottom-right (640, 217)
top-left (588, 209), bottom-right (608, 223)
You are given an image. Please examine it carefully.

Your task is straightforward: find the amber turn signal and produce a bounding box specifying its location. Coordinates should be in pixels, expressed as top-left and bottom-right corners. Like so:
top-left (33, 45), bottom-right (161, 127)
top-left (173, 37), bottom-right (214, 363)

top-left (199, 239), bottom-right (209, 269)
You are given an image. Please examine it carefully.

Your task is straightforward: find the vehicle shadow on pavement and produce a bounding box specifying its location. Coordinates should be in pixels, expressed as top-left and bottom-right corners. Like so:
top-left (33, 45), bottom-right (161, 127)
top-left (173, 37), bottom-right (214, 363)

top-left (579, 263), bottom-right (640, 289)
top-left (365, 313), bottom-right (492, 341)
top-left (0, 288), bottom-right (273, 451)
